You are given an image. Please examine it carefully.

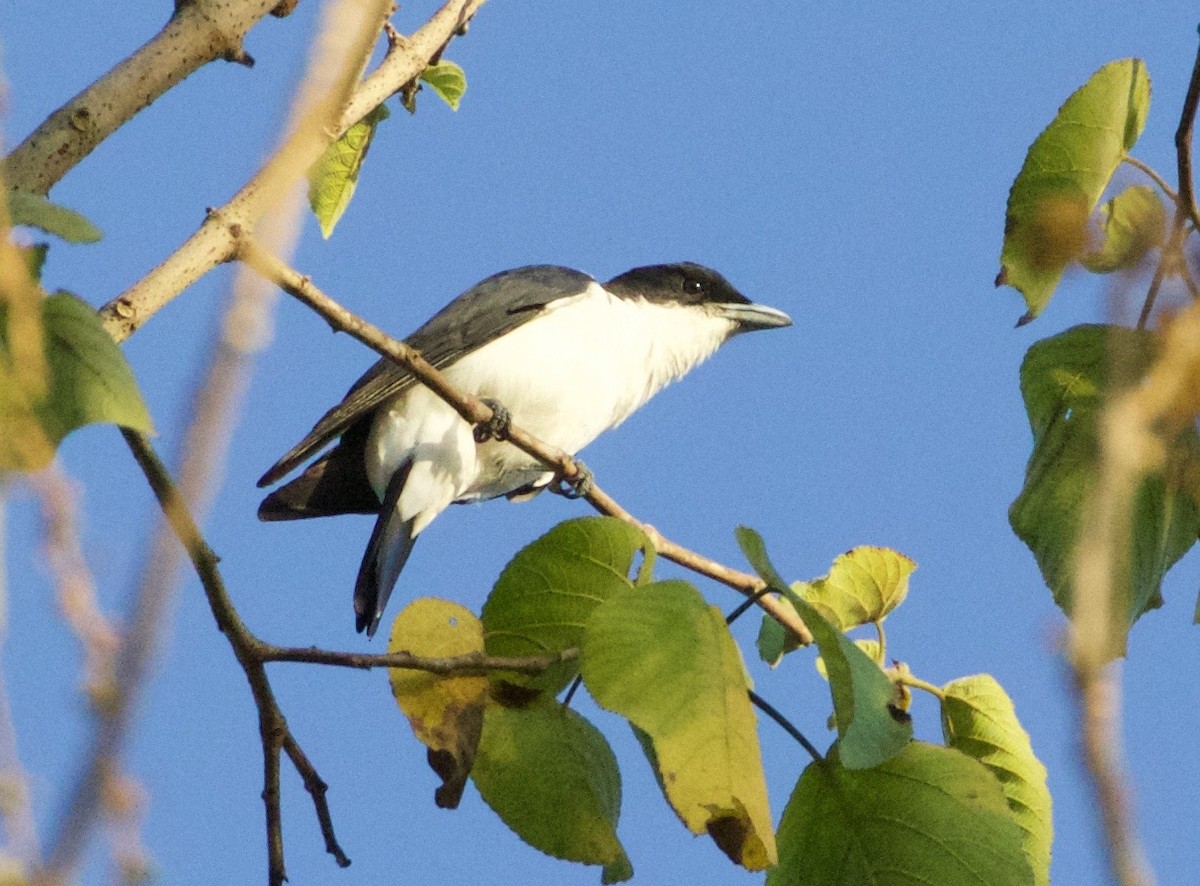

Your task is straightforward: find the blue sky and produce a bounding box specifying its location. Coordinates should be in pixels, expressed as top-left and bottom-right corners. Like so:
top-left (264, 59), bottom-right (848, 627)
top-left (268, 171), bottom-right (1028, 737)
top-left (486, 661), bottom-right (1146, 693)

top-left (3, 2), bottom-right (1200, 883)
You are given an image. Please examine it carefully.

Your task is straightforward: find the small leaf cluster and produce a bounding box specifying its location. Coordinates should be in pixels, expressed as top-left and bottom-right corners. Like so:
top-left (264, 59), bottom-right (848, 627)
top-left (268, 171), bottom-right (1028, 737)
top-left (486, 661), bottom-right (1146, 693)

top-left (308, 60), bottom-right (467, 237)
top-left (997, 57), bottom-right (1200, 646)
top-left (387, 518), bottom-right (1051, 884)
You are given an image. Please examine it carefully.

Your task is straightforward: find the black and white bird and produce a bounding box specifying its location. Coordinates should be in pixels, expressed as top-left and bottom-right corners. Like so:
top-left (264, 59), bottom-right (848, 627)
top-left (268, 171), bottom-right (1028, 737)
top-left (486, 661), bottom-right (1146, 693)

top-left (257, 262), bottom-right (791, 636)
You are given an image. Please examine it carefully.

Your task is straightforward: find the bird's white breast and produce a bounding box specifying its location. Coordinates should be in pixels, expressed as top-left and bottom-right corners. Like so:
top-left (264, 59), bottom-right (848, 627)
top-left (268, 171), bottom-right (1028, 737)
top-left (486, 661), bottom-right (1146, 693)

top-left (366, 281), bottom-right (737, 507)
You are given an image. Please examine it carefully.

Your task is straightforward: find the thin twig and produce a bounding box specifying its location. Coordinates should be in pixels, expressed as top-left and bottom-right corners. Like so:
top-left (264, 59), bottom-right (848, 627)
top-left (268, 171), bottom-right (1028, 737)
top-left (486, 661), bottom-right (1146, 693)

top-left (747, 690), bottom-right (822, 763)
top-left (1174, 40), bottom-right (1200, 233)
top-left (1122, 155), bottom-right (1180, 204)
top-left (262, 643), bottom-right (578, 676)
top-left (237, 238), bottom-right (815, 646)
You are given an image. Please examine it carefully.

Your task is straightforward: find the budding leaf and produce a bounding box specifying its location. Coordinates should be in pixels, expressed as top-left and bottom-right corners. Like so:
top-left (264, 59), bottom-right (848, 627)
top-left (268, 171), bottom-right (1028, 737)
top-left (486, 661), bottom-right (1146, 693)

top-left (1081, 184), bottom-right (1166, 273)
top-left (420, 60), bottom-right (467, 111)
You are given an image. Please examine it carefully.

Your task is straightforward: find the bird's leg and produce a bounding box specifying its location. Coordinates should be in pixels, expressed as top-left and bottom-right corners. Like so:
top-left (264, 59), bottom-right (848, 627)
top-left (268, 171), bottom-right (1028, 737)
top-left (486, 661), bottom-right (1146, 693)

top-left (553, 460), bottom-right (593, 500)
top-left (474, 398), bottom-right (512, 443)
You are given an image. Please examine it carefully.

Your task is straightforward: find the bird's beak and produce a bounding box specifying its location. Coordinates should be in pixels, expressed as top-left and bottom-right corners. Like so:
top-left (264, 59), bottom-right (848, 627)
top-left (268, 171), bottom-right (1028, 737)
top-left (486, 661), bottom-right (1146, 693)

top-left (716, 302), bottom-right (793, 332)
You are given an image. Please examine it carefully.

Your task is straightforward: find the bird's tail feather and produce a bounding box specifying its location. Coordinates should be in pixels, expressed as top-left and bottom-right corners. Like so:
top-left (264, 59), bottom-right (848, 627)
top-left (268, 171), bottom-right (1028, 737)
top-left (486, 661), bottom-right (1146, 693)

top-left (354, 461), bottom-right (416, 637)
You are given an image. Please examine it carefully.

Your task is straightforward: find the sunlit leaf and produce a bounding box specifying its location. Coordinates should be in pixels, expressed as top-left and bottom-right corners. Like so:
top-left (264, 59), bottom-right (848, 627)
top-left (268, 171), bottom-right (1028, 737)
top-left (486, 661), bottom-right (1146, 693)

top-left (8, 191), bottom-right (102, 243)
top-left (420, 60), bottom-right (467, 111)
top-left (796, 546), bottom-right (916, 631)
top-left (769, 743), bottom-right (1034, 886)
top-left (785, 596), bottom-right (910, 768)
top-left (472, 702), bottom-right (631, 883)
top-left (581, 581), bottom-right (776, 870)
top-left (1010, 324), bottom-right (1200, 647)
top-left (0, 293), bottom-right (154, 473)
top-left (942, 675), bottom-right (1053, 886)
top-left (388, 598), bottom-right (487, 808)
top-left (481, 517), bottom-right (653, 695)
top-left (997, 59), bottom-right (1150, 323)
top-left (1081, 184), bottom-right (1166, 273)
top-left (307, 104), bottom-right (390, 239)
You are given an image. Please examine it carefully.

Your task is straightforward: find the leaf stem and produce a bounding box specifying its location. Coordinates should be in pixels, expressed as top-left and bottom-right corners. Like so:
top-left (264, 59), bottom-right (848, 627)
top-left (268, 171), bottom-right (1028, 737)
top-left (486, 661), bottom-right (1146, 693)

top-left (892, 672), bottom-right (945, 701)
top-left (747, 690), bottom-right (823, 763)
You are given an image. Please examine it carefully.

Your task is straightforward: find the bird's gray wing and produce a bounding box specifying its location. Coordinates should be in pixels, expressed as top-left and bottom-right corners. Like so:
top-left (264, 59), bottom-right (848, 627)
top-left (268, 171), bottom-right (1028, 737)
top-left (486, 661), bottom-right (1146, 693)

top-left (257, 266), bottom-right (595, 487)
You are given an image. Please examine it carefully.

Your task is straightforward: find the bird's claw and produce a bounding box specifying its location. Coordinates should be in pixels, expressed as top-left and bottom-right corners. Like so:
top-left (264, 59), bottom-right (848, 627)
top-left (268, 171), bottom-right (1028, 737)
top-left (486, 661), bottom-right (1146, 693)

top-left (553, 460), bottom-right (593, 500)
top-left (474, 399), bottom-right (512, 443)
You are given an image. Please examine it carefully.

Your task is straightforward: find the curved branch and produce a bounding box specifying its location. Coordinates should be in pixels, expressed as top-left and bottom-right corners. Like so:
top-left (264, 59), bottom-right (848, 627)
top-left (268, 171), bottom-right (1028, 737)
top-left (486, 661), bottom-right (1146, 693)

top-left (237, 237), bottom-right (815, 646)
top-left (5, 0), bottom-right (289, 196)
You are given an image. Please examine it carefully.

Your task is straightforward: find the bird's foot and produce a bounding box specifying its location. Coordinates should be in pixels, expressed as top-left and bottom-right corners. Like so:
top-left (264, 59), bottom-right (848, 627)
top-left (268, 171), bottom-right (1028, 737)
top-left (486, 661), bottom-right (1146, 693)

top-left (553, 460), bottom-right (593, 500)
top-left (474, 399), bottom-right (512, 443)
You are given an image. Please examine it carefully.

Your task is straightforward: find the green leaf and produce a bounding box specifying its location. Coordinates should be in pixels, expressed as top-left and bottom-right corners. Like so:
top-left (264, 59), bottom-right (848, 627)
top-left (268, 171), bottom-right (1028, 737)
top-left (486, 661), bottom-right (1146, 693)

top-left (1010, 324), bottom-right (1200, 643)
top-left (21, 244), bottom-right (49, 282)
top-left (998, 59), bottom-right (1150, 323)
top-left (942, 675), bottom-right (1053, 886)
top-left (785, 596), bottom-right (911, 768)
top-left (1081, 184), bottom-right (1166, 273)
top-left (481, 517), bottom-right (653, 695)
top-left (795, 546), bottom-right (916, 631)
top-left (420, 60), bottom-right (467, 111)
top-left (307, 104), bottom-right (390, 239)
top-left (735, 525), bottom-right (791, 591)
top-left (472, 702), bottom-right (631, 883)
top-left (768, 742), bottom-right (1035, 886)
top-left (0, 293), bottom-right (154, 473)
top-left (7, 191), bottom-right (102, 243)
top-left (388, 598), bottom-right (487, 809)
top-left (816, 639), bottom-right (881, 679)
top-left (581, 581), bottom-right (776, 870)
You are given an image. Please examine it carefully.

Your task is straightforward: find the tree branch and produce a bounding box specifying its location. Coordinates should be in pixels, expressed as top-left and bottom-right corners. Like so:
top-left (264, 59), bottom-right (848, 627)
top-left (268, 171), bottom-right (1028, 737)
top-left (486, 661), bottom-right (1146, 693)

top-left (237, 236), bottom-right (815, 646)
top-left (5, 0), bottom-right (290, 197)
top-left (96, 0), bottom-right (485, 344)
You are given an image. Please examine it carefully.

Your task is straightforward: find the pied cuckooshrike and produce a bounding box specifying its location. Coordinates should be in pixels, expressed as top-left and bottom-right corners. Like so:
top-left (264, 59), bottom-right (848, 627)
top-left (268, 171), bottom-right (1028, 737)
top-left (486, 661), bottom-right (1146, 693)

top-left (257, 262), bottom-right (792, 636)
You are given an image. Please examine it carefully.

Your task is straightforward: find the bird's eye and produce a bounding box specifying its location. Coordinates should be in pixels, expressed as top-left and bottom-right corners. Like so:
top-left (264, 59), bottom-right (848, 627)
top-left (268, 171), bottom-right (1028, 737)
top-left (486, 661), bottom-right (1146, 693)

top-left (684, 279), bottom-right (705, 295)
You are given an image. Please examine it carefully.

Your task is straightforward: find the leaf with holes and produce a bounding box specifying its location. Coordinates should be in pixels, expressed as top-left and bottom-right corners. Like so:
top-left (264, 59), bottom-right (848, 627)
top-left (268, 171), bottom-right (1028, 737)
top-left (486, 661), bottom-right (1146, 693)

top-left (388, 598), bottom-right (487, 808)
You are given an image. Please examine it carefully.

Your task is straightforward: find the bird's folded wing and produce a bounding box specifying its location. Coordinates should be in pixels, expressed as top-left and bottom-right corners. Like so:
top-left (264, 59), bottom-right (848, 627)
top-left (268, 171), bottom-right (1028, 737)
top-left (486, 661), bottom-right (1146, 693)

top-left (257, 265), bottom-right (595, 488)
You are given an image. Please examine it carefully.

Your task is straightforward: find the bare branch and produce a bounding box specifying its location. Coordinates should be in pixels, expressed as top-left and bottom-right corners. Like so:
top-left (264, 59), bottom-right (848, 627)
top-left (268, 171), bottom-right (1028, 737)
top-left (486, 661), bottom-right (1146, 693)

top-left (238, 237), bottom-right (815, 646)
top-left (5, 0), bottom-right (291, 196)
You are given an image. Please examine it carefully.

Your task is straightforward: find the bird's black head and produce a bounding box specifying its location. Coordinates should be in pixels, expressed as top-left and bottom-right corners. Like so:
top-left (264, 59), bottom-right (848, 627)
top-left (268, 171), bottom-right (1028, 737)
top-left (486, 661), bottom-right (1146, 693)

top-left (604, 262), bottom-right (751, 307)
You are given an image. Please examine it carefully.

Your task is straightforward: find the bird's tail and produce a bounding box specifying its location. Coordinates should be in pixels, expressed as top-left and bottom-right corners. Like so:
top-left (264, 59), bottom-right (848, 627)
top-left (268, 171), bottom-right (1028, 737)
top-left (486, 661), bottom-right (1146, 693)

top-left (354, 461), bottom-right (416, 637)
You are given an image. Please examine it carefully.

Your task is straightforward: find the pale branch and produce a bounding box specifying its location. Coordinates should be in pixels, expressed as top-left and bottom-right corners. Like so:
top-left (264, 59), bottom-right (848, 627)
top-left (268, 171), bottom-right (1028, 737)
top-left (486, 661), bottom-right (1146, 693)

top-left (5, 0), bottom-right (290, 197)
top-left (237, 236), bottom-right (815, 646)
top-left (96, 0), bottom-right (484, 344)
top-left (1070, 270), bottom-right (1200, 886)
